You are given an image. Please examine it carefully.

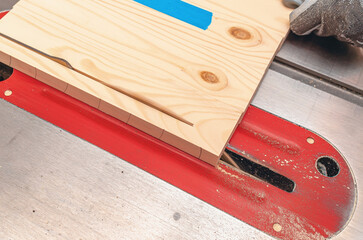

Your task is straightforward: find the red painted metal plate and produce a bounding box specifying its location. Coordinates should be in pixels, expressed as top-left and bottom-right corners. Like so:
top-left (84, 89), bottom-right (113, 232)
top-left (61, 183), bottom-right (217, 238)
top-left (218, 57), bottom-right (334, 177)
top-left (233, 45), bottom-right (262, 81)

top-left (0, 10), bottom-right (356, 240)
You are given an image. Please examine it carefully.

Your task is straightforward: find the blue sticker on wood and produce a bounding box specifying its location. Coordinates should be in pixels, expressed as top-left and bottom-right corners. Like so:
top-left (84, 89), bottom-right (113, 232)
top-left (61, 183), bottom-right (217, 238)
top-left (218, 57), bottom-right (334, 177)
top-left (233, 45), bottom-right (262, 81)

top-left (134, 0), bottom-right (213, 30)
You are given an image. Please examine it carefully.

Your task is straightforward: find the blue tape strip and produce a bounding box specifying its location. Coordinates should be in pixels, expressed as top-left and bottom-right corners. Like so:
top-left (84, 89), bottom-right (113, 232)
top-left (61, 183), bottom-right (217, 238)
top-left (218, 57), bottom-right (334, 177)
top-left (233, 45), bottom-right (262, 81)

top-left (134, 0), bottom-right (213, 30)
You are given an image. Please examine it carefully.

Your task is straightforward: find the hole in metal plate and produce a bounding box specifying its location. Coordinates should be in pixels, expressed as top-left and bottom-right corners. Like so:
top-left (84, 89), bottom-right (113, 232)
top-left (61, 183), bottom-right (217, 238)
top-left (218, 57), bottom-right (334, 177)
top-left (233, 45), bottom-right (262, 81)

top-left (316, 157), bottom-right (340, 177)
top-left (222, 149), bottom-right (296, 193)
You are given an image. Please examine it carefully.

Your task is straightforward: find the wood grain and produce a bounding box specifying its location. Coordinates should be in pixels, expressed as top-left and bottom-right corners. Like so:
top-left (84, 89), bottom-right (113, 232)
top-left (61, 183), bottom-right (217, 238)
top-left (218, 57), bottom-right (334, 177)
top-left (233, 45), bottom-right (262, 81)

top-left (0, 0), bottom-right (291, 164)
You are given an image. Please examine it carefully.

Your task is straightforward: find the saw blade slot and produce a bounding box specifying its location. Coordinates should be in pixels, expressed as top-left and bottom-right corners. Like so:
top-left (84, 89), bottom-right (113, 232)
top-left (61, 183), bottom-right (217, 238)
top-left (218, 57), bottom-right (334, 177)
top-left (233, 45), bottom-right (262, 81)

top-left (222, 149), bottom-right (296, 193)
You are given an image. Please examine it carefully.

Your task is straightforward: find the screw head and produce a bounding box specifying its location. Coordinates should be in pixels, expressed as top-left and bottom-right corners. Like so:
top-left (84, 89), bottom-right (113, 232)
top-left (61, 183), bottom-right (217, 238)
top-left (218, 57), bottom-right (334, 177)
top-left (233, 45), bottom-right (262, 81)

top-left (307, 137), bottom-right (315, 144)
top-left (273, 223), bottom-right (282, 232)
top-left (4, 90), bottom-right (12, 96)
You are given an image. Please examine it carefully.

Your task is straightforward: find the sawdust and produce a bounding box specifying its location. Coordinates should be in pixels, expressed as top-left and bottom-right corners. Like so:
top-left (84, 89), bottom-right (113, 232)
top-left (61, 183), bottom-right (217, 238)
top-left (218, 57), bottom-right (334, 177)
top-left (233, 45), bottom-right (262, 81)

top-left (216, 165), bottom-right (245, 182)
top-left (241, 125), bottom-right (300, 155)
top-left (268, 206), bottom-right (330, 240)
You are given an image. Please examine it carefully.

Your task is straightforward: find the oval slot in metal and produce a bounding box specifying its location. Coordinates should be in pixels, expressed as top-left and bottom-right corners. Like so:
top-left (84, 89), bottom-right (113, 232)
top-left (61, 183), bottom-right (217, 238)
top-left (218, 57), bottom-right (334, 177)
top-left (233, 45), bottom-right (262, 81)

top-left (223, 149), bottom-right (296, 193)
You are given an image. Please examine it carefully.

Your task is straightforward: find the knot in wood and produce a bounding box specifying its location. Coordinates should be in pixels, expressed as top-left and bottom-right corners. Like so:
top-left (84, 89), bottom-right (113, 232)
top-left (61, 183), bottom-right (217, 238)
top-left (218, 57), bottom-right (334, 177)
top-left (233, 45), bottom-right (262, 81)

top-left (229, 27), bottom-right (251, 40)
top-left (200, 71), bottom-right (219, 84)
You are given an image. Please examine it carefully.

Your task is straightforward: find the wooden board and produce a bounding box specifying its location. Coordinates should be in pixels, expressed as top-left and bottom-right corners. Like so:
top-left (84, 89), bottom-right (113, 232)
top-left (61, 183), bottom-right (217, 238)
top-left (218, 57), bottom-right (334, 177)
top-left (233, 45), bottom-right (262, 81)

top-left (0, 0), bottom-right (291, 165)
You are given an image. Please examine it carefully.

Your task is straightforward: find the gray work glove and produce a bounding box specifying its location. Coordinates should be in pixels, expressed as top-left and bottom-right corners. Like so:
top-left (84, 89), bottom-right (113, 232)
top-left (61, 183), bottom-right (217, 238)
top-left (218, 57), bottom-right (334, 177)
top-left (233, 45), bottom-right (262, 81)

top-left (289, 0), bottom-right (363, 48)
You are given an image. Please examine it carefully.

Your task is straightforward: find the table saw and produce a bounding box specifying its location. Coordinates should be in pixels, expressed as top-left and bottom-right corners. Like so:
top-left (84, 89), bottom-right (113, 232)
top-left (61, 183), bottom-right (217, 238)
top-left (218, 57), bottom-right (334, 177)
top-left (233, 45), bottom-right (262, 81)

top-left (0, 1), bottom-right (362, 239)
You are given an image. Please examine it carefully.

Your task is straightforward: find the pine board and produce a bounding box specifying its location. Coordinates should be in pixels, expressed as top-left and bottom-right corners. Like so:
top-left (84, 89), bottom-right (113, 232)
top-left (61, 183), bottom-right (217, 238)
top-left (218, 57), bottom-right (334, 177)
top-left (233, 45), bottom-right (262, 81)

top-left (0, 0), bottom-right (291, 165)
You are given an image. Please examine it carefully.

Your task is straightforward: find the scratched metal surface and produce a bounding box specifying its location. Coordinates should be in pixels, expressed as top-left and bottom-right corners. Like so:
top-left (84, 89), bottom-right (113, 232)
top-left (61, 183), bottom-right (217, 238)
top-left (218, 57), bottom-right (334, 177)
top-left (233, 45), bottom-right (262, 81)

top-left (1, 0), bottom-right (363, 239)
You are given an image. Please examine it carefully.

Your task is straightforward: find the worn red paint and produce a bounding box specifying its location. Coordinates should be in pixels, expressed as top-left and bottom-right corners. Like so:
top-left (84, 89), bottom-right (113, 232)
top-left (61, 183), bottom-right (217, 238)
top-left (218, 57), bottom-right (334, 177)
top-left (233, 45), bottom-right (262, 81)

top-left (0, 11), bottom-right (356, 239)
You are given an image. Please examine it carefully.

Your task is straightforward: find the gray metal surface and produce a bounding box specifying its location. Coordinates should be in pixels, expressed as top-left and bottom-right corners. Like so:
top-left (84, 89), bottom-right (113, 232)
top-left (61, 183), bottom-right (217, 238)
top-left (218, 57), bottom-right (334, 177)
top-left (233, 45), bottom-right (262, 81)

top-left (0, 100), bottom-right (271, 240)
top-left (0, 0), bottom-right (18, 11)
top-left (277, 33), bottom-right (363, 94)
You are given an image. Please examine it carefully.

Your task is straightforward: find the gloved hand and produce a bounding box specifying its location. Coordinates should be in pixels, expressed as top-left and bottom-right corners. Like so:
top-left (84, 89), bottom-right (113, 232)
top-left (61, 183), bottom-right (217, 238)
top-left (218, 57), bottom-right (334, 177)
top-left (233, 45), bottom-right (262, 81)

top-left (289, 0), bottom-right (363, 48)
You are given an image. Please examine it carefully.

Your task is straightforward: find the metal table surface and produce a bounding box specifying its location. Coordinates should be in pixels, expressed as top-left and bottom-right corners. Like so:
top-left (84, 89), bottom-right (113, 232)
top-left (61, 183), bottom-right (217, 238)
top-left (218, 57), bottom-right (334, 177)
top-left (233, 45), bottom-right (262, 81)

top-left (0, 1), bottom-right (362, 239)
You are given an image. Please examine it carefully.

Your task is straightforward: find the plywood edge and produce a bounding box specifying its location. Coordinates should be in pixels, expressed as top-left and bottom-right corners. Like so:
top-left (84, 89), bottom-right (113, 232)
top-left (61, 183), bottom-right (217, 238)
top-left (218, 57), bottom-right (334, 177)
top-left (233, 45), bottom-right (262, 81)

top-left (0, 37), bottom-right (212, 161)
top-left (65, 84), bottom-right (100, 109)
top-left (128, 115), bottom-right (164, 139)
top-left (36, 70), bottom-right (68, 92)
top-left (160, 131), bottom-right (202, 159)
top-left (99, 100), bottom-right (130, 123)
top-left (10, 57), bottom-right (36, 78)
top-left (0, 50), bottom-right (10, 65)
top-left (0, 34), bottom-right (225, 166)
top-left (200, 149), bottom-right (219, 166)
